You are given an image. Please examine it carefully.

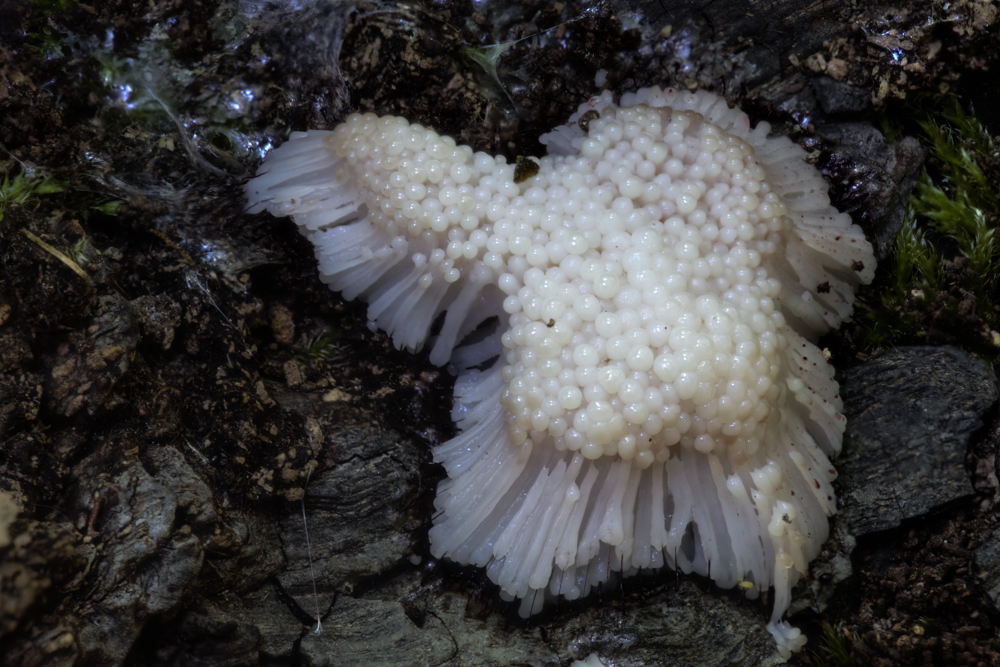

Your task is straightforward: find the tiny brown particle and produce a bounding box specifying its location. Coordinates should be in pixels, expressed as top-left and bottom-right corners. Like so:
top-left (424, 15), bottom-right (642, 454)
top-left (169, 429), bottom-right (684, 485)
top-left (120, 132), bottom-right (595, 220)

top-left (513, 156), bottom-right (540, 183)
top-left (578, 109), bottom-right (601, 133)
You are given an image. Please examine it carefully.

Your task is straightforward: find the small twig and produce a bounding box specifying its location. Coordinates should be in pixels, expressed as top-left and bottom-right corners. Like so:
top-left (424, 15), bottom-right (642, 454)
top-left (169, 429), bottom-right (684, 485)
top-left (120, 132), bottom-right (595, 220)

top-left (20, 228), bottom-right (90, 281)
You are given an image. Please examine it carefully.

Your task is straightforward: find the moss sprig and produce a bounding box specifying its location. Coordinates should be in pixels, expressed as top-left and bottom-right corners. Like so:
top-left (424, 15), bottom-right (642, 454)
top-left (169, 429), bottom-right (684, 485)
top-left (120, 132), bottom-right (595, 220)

top-left (0, 169), bottom-right (68, 222)
top-left (855, 94), bottom-right (1000, 362)
top-left (294, 331), bottom-right (343, 367)
top-left (802, 623), bottom-right (858, 667)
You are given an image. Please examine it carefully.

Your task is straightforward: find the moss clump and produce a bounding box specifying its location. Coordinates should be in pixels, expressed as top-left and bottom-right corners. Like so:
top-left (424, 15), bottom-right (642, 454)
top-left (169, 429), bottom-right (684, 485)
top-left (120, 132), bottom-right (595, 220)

top-left (295, 331), bottom-right (342, 363)
top-left (802, 623), bottom-right (858, 667)
top-left (0, 170), bottom-right (67, 220)
top-left (0, 166), bottom-right (122, 223)
top-left (0, 167), bottom-right (121, 283)
top-left (855, 95), bottom-right (1000, 362)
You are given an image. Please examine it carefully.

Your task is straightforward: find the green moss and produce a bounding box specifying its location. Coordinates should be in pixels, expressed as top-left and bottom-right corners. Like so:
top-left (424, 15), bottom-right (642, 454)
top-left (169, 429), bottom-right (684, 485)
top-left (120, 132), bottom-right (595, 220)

top-left (0, 166), bottom-right (121, 263)
top-left (803, 623), bottom-right (858, 667)
top-left (25, 0), bottom-right (82, 58)
top-left (892, 203), bottom-right (941, 292)
top-left (0, 170), bottom-right (66, 203)
top-left (296, 332), bottom-right (342, 362)
top-left (854, 95), bottom-right (1000, 362)
top-left (0, 170), bottom-right (67, 221)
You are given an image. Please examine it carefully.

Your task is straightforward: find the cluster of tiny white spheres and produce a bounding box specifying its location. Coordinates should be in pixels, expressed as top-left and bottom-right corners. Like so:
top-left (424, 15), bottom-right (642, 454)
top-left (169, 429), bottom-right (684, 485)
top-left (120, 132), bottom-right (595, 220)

top-left (326, 111), bottom-right (524, 285)
top-left (327, 104), bottom-right (795, 467)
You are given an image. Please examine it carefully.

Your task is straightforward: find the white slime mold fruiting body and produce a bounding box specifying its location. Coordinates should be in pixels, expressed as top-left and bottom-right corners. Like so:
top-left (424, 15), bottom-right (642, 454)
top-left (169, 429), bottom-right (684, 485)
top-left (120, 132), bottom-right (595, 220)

top-left (245, 87), bottom-right (875, 657)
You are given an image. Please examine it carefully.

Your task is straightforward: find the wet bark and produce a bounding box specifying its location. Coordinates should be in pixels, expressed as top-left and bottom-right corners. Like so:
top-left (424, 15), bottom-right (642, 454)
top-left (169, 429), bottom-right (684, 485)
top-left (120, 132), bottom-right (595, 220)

top-left (1, 1), bottom-right (999, 666)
